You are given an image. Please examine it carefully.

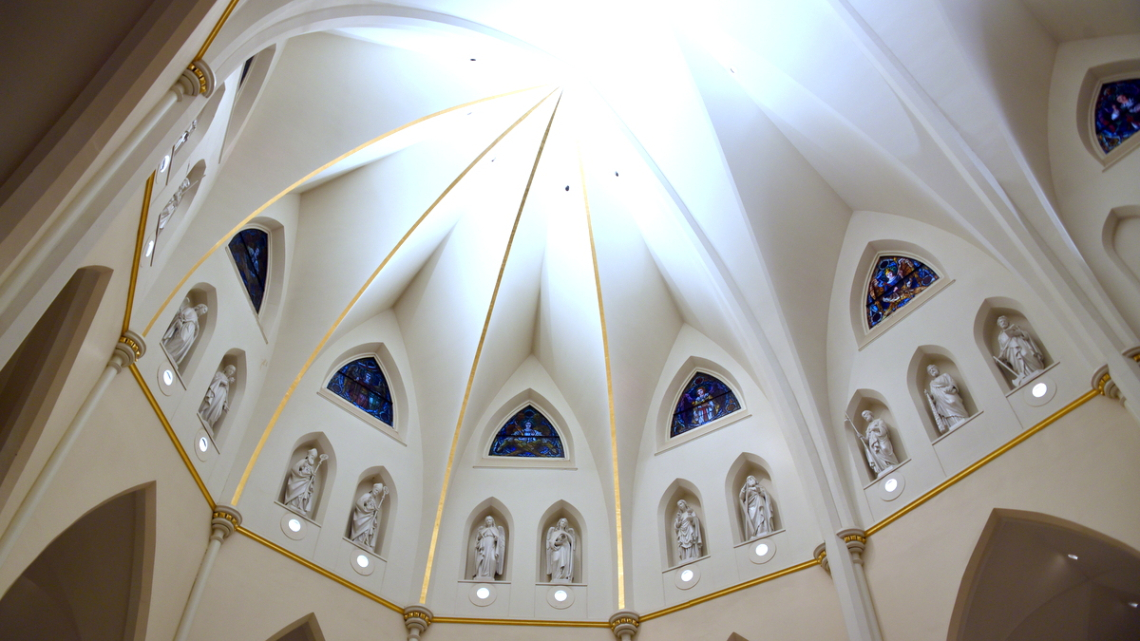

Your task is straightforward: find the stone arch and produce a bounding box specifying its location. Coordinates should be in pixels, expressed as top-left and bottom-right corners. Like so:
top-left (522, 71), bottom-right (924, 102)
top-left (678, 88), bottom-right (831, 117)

top-left (536, 500), bottom-right (586, 584)
top-left (320, 343), bottom-right (404, 442)
top-left (849, 240), bottom-right (948, 346)
top-left (477, 388), bottom-right (574, 467)
top-left (906, 345), bottom-right (980, 441)
top-left (655, 355), bottom-right (748, 450)
top-left (279, 432), bottom-right (337, 524)
top-left (948, 509), bottom-right (1140, 640)
top-left (344, 465), bottom-right (397, 558)
top-left (658, 478), bottom-right (709, 569)
top-left (461, 497), bottom-right (514, 582)
top-left (724, 452), bottom-right (781, 544)
top-left (844, 389), bottom-right (908, 485)
top-left (0, 483), bottom-right (156, 641)
top-left (972, 297), bottom-right (1053, 392)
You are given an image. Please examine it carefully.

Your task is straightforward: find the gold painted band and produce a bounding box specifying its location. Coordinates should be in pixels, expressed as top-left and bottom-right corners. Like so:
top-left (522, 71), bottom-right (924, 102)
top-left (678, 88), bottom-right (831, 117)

top-left (123, 173), bottom-right (154, 333)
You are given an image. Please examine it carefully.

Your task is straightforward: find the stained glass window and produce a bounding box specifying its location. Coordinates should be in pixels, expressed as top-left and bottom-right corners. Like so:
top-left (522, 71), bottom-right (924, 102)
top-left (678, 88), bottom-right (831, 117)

top-left (327, 357), bottom-right (393, 426)
top-left (1094, 79), bottom-right (1140, 155)
top-left (228, 228), bottom-right (269, 313)
top-left (672, 373), bottom-right (741, 437)
top-left (489, 406), bottom-right (564, 458)
top-left (865, 255), bottom-right (939, 329)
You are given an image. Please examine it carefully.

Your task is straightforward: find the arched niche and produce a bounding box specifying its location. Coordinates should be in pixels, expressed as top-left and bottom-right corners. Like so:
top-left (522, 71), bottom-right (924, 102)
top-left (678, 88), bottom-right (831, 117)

top-left (266, 613), bottom-right (325, 641)
top-left (658, 479), bottom-right (709, 569)
top-left (477, 389), bottom-right (574, 468)
top-left (848, 241), bottom-right (950, 347)
top-left (160, 283), bottom-right (217, 382)
top-left (278, 433), bottom-right (336, 525)
top-left (197, 348), bottom-right (246, 447)
top-left (1077, 62), bottom-right (1140, 169)
top-left (844, 390), bottom-right (908, 485)
top-left (535, 500), bottom-right (586, 584)
top-left (150, 159), bottom-right (207, 265)
top-left (1104, 206), bottom-right (1140, 289)
top-left (344, 466), bottom-right (396, 558)
top-left (164, 83), bottom-right (225, 181)
top-left (0, 484), bottom-right (155, 641)
top-left (907, 346), bottom-right (980, 441)
top-left (221, 43), bottom-right (279, 163)
top-left (724, 453), bottom-right (781, 545)
top-left (461, 498), bottom-right (513, 582)
top-left (319, 343), bottom-right (405, 444)
top-left (226, 218), bottom-right (286, 334)
top-left (973, 298), bottom-right (1054, 392)
top-left (0, 267), bottom-right (110, 510)
top-left (655, 356), bottom-right (750, 451)
top-left (948, 509), bottom-right (1140, 641)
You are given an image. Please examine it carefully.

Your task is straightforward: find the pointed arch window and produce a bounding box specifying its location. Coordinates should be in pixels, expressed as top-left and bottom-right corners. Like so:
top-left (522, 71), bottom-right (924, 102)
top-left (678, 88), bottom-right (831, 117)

top-left (865, 256), bottom-right (939, 329)
top-left (672, 373), bottom-right (740, 437)
top-left (228, 228), bottom-right (269, 313)
top-left (327, 357), bottom-right (393, 426)
top-left (489, 406), bottom-right (564, 458)
top-left (1094, 78), bottom-right (1140, 154)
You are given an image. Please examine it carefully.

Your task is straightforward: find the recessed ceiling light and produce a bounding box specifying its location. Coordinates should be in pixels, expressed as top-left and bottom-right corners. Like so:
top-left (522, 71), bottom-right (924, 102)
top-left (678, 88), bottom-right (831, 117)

top-left (755, 543), bottom-right (769, 556)
top-left (554, 589), bottom-right (568, 602)
top-left (356, 554), bottom-right (369, 568)
top-left (680, 569), bottom-right (694, 582)
top-left (197, 437), bottom-right (208, 452)
top-left (144, 239), bottom-right (155, 257)
top-left (476, 587), bottom-right (490, 599)
top-left (1067, 553), bottom-right (1079, 560)
top-left (287, 518), bottom-right (302, 532)
top-left (884, 478), bottom-right (899, 493)
top-left (162, 370), bottom-right (174, 386)
top-left (1031, 382), bottom-right (1048, 398)
top-left (158, 154), bottom-right (171, 172)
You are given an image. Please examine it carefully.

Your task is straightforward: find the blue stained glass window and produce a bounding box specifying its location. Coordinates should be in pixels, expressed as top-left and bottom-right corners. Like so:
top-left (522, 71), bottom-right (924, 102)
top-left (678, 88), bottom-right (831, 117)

top-left (327, 357), bottom-right (393, 426)
top-left (1094, 79), bottom-right (1140, 154)
top-left (489, 406), bottom-right (564, 458)
top-left (228, 228), bottom-right (269, 313)
top-left (865, 256), bottom-right (939, 329)
top-left (672, 373), bottom-right (740, 438)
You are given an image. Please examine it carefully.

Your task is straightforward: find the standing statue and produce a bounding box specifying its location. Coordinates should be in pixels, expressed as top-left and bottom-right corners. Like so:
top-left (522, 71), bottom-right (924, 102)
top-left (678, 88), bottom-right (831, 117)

top-left (738, 476), bottom-right (775, 540)
top-left (925, 365), bottom-right (969, 434)
top-left (995, 316), bottom-right (1045, 386)
top-left (848, 410), bottom-right (900, 478)
top-left (545, 518), bottom-right (576, 583)
top-left (349, 482), bottom-right (389, 550)
top-left (161, 298), bottom-right (208, 367)
top-left (473, 516), bottom-right (506, 580)
top-left (673, 500), bottom-right (703, 562)
top-left (283, 448), bottom-right (327, 516)
top-left (198, 364), bottom-right (236, 432)
top-left (156, 177), bottom-right (194, 234)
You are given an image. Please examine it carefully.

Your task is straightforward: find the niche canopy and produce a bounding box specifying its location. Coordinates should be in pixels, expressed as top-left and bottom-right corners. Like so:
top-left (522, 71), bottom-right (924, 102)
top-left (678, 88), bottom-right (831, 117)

top-left (489, 406), bottom-right (564, 458)
top-left (865, 256), bottom-right (939, 329)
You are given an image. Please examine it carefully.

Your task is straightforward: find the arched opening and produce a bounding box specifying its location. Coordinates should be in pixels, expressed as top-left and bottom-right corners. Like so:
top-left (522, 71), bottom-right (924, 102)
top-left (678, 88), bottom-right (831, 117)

top-left (658, 479), bottom-right (709, 569)
top-left (844, 390), bottom-right (908, 485)
top-left (0, 485), bottom-right (155, 641)
top-left (488, 404), bottom-right (564, 458)
top-left (536, 500), bottom-right (586, 584)
top-left (279, 433), bottom-right (336, 524)
top-left (196, 348), bottom-right (245, 448)
top-left (221, 43), bottom-right (279, 163)
top-left (159, 283), bottom-right (216, 382)
top-left (724, 453), bottom-right (781, 544)
top-left (319, 343), bottom-right (406, 443)
top-left (149, 159), bottom-right (207, 265)
top-left (655, 356), bottom-right (750, 451)
top-left (227, 226), bottom-right (270, 315)
top-left (1105, 206), bottom-right (1140, 288)
top-left (266, 613), bottom-right (325, 641)
top-left (462, 498), bottom-right (513, 582)
top-left (0, 266), bottom-right (111, 509)
top-left (949, 509), bottom-right (1140, 640)
top-left (907, 346), bottom-right (980, 441)
top-left (972, 298), bottom-right (1053, 392)
top-left (344, 466), bottom-right (396, 558)
top-left (849, 241), bottom-right (949, 345)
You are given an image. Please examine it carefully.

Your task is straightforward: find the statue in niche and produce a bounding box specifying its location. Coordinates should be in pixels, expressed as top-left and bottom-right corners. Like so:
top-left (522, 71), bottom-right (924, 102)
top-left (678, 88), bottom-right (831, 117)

top-left (349, 482), bottom-right (389, 551)
top-left (161, 298), bottom-right (208, 367)
top-left (156, 176), bottom-right (199, 235)
top-left (283, 448), bottom-right (327, 517)
top-left (995, 316), bottom-right (1045, 387)
top-left (473, 516), bottom-right (506, 580)
top-left (172, 119), bottom-right (197, 156)
top-left (738, 476), bottom-right (775, 540)
top-left (198, 364), bottom-right (236, 433)
top-left (673, 499), bottom-right (703, 562)
top-left (545, 518), bottom-right (576, 583)
top-left (848, 410), bottom-right (899, 478)
top-left (925, 365), bottom-right (969, 434)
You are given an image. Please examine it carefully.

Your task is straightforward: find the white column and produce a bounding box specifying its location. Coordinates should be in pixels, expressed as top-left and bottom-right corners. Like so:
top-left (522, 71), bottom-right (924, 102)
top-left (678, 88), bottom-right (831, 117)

top-left (172, 505), bottom-right (241, 641)
top-left (0, 331), bottom-right (143, 570)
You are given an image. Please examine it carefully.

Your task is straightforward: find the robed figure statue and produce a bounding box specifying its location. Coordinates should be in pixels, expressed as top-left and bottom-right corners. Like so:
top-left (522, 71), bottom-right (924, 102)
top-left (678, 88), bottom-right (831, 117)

top-left (162, 298), bottom-right (208, 367)
top-left (996, 316), bottom-right (1045, 386)
top-left (198, 364), bottom-right (236, 432)
top-left (473, 516), bottom-right (506, 580)
top-left (349, 482), bottom-right (389, 551)
top-left (673, 500), bottom-right (703, 561)
top-left (739, 475), bottom-right (775, 540)
top-left (850, 410), bottom-right (899, 478)
top-left (545, 518), bottom-right (576, 583)
top-left (283, 448), bottom-right (327, 516)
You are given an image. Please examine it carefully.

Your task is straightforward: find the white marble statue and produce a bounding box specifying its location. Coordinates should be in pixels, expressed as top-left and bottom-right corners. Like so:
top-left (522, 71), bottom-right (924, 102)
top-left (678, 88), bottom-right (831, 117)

top-left (197, 364), bottom-right (236, 432)
top-left (995, 316), bottom-right (1045, 386)
top-left (283, 448), bottom-right (327, 516)
top-left (545, 518), bottom-right (576, 583)
top-left (349, 482), bottom-right (389, 550)
top-left (925, 365), bottom-right (969, 434)
top-left (172, 119), bottom-right (197, 156)
top-left (850, 410), bottom-right (900, 478)
top-left (738, 475), bottom-right (775, 540)
top-left (473, 516), bottom-right (506, 580)
top-left (161, 298), bottom-right (208, 367)
top-left (673, 500), bottom-right (703, 562)
top-left (156, 177), bottom-right (193, 233)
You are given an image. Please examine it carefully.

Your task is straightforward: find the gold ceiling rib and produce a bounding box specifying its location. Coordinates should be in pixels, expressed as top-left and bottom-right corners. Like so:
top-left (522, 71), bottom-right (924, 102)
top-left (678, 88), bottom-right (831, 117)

top-left (577, 142), bottom-right (627, 608)
top-left (123, 173), bottom-right (154, 334)
top-left (195, 0), bottom-right (242, 61)
top-left (419, 90), bottom-right (564, 604)
top-left (230, 87), bottom-right (560, 505)
top-left (141, 84), bottom-right (549, 337)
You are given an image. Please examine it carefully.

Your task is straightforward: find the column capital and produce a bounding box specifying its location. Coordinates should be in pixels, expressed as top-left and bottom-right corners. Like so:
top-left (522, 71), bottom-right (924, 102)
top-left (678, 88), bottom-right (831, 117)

top-left (838, 528), bottom-right (868, 563)
top-left (814, 542), bottom-right (830, 573)
top-left (176, 59), bottom-right (216, 99)
top-left (112, 331), bottom-right (145, 370)
top-left (211, 504), bottom-right (242, 540)
top-left (403, 605), bottom-right (433, 640)
top-left (609, 610), bottom-right (640, 641)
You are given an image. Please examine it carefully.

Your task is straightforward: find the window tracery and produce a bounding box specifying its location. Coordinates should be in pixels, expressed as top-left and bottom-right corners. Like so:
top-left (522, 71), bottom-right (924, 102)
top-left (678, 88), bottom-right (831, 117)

top-left (865, 255), bottom-right (939, 329)
top-left (327, 357), bottom-right (393, 426)
top-left (227, 228), bottom-right (269, 313)
top-left (671, 373), bottom-right (740, 438)
top-left (489, 405), bottom-right (564, 458)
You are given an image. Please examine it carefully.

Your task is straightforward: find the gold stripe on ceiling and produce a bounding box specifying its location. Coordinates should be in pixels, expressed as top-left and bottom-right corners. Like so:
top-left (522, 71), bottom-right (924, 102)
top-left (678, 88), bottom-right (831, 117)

top-left (123, 173), bottom-right (154, 333)
top-left (142, 84), bottom-right (549, 337)
top-left (419, 90), bottom-right (564, 604)
top-left (230, 87), bottom-right (559, 505)
top-left (195, 0), bottom-right (242, 61)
